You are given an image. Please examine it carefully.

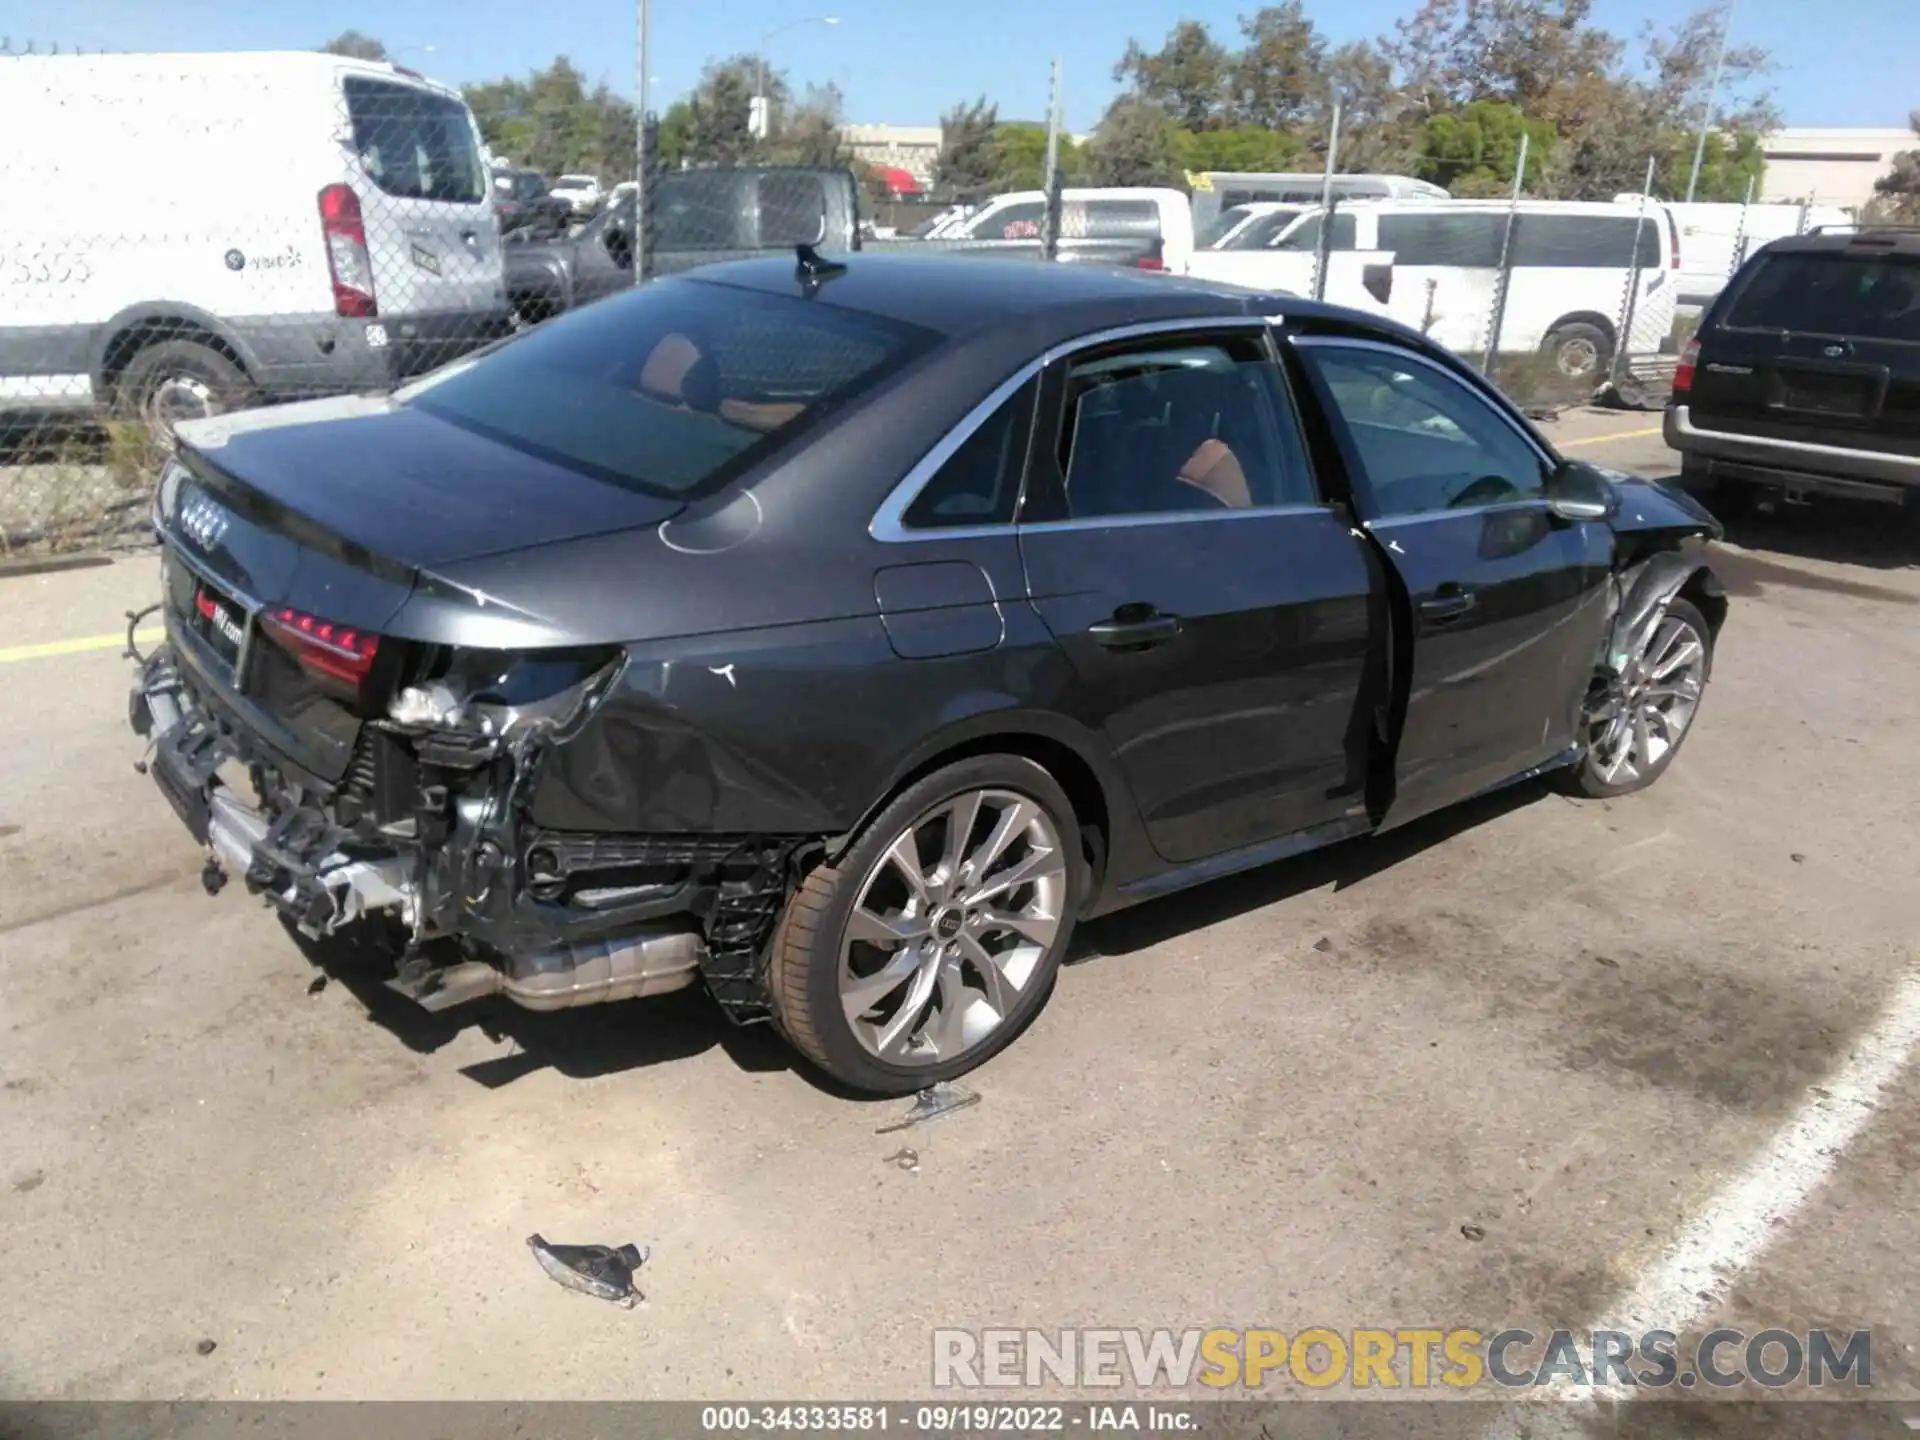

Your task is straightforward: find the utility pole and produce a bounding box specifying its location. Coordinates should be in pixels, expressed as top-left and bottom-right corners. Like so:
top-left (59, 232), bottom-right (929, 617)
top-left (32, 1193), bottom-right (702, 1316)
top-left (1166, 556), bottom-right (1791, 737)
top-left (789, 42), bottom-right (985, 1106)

top-left (1685, 0), bottom-right (1738, 204)
top-left (1040, 58), bottom-right (1063, 262)
top-left (1312, 98), bottom-right (1341, 302)
top-left (633, 0), bottom-right (650, 285)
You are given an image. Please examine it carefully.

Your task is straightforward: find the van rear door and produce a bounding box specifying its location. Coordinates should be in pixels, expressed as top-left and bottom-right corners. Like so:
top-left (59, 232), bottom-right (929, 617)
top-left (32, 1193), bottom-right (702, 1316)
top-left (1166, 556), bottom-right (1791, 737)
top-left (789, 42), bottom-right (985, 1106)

top-left (340, 73), bottom-right (505, 365)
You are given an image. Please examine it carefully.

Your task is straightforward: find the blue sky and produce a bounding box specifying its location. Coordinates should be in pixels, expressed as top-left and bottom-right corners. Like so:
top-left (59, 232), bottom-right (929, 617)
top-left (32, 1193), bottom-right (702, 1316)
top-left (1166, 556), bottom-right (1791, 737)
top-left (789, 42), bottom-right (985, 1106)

top-left (11, 0), bottom-right (1915, 133)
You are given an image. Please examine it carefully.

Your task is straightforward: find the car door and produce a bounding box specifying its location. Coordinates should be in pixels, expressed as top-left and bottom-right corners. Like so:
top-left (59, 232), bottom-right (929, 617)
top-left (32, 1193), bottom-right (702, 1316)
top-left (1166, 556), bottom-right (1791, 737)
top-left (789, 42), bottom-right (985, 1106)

top-left (1290, 337), bottom-right (1613, 830)
top-left (1018, 322), bottom-right (1381, 866)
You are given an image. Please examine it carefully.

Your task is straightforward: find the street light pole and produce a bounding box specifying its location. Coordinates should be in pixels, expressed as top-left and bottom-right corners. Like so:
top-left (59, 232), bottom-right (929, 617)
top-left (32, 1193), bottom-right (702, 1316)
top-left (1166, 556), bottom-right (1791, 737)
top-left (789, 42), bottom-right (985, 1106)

top-left (1685, 0), bottom-right (1738, 204)
top-left (752, 15), bottom-right (839, 140)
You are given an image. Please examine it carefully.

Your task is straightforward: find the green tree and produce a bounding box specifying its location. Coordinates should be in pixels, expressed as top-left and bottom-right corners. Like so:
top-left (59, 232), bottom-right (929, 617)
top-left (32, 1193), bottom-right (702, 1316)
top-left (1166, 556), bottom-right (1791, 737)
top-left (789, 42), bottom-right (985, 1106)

top-left (1416, 99), bottom-right (1554, 194)
top-left (1231, 4), bottom-right (1326, 131)
top-left (684, 55), bottom-right (785, 167)
top-left (1179, 125), bottom-right (1304, 174)
top-left (1115, 20), bottom-right (1232, 130)
top-left (1320, 39), bottom-right (1420, 174)
top-left (319, 30), bottom-right (388, 62)
top-left (1086, 96), bottom-right (1188, 187)
top-left (1870, 112), bottom-right (1920, 221)
top-left (656, 100), bottom-right (695, 171)
top-left (935, 97), bottom-right (1002, 198)
top-left (767, 83), bottom-right (849, 168)
top-left (464, 58), bottom-right (636, 179)
top-left (992, 123), bottom-right (1087, 191)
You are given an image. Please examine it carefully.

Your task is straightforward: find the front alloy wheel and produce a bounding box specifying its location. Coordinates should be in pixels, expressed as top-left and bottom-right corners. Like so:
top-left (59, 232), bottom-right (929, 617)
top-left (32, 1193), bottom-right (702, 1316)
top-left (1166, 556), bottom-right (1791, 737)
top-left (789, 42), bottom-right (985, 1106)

top-left (1570, 596), bottom-right (1713, 797)
top-left (769, 756), bottom-right (1081, 1094)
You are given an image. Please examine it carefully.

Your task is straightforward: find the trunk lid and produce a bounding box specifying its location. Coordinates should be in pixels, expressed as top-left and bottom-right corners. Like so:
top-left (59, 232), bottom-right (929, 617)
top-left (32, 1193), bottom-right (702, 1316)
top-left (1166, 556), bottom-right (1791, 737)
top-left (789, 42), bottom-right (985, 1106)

top-left (162, 395), bottom-right (683, 783)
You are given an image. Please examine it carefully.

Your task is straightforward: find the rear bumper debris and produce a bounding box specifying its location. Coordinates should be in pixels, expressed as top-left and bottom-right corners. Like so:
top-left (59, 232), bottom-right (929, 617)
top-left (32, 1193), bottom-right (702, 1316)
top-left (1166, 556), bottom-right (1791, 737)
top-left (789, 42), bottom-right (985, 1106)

top-left (130, 641), bottom-right (805, 1021)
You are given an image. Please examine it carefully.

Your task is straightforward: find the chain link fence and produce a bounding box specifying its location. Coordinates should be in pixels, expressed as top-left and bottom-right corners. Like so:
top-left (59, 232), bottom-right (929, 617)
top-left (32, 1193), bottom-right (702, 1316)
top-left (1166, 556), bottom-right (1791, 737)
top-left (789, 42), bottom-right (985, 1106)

top-left (0, 39), bottom-right (1855, 554)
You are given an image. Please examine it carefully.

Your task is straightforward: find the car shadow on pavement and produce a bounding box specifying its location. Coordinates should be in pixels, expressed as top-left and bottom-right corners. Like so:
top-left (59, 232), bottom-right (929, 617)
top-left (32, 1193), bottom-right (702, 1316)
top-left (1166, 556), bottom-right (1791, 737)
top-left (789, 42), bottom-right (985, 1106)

top-left (286, 920), bottom-right (806, 1092)
top-left (1667, 472), bottom-right (1920, 573)
top-left (1075, 777), bottom-right (1556, 963)
top-left (284, 777), bottom-right (1562, 1098)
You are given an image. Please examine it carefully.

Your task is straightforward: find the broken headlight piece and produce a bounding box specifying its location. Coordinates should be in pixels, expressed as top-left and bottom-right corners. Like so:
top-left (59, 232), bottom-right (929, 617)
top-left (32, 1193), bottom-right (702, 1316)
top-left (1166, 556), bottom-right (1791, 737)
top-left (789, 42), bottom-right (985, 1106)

top-left (387, 646), bottom-right (625, 743)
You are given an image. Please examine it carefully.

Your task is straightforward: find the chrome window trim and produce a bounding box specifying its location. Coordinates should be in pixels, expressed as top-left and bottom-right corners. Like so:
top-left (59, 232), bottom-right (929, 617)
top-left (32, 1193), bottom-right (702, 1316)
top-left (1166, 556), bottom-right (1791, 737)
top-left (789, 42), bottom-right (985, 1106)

top-left (1017, 501), bottom-right (1332, 536)
top-left (869, 315), bottom-right (1276, 544)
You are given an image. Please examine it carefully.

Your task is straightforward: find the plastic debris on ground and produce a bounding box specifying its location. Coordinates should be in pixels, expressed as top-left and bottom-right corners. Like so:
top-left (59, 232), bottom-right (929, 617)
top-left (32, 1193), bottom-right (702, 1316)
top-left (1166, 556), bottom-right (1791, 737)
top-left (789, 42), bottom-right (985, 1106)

top-left (875, 1081), bottom-right (981, 1135)
top-left (882, 1147), bottom-right (920, 1173)
top-left (526, 1233), bottom-right (649, 1308)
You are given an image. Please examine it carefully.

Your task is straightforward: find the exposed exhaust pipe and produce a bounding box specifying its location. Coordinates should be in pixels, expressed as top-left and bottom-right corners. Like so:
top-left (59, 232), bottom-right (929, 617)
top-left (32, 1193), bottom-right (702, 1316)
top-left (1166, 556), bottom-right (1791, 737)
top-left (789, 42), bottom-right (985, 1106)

top-left (414, 930), bottom-right (706, 1013)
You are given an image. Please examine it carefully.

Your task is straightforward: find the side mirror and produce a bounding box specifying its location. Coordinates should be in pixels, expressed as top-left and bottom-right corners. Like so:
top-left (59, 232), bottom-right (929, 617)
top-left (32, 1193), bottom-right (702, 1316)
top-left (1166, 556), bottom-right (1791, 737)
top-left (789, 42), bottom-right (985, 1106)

top-left (1545, 459), bottom-right (1620, 523)
top-left (1362, 262), bottom-right (1393, 305)
top-left (603, 221), bottom-right (633, 269)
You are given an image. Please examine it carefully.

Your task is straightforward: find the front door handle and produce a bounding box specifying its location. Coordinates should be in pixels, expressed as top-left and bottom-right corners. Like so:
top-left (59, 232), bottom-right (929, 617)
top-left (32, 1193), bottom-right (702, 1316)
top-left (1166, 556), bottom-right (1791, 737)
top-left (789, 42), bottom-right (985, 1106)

top-left (1418, 586), bottom-right (1477, 624)
top-left (1089, 611), bottom-right (1182, 650)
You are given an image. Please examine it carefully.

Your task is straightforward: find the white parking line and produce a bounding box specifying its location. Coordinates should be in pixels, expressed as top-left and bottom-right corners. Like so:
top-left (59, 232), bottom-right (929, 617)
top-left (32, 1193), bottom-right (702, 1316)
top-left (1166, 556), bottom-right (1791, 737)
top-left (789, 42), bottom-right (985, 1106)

top-left (1484, 964), bottom-right (1920, 1430)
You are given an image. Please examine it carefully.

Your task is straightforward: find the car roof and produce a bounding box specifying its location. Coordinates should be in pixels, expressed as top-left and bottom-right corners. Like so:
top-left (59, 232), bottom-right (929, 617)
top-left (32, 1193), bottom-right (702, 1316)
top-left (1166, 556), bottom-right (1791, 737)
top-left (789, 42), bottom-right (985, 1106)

top-left (1747, 227), bottom-right (1920, 257)
top-left (683, 253), bottom-right (1349, 339)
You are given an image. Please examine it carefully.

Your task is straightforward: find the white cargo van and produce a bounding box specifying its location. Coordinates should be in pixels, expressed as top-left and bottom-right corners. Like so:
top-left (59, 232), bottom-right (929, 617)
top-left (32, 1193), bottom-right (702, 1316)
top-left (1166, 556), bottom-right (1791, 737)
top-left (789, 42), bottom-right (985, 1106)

top-left (941, 188), bottom-right (1197, 273)
top-left (0, 51), bottom-right (511, 432)
top-left (1188, 199), bottom-right (1681, 383)
top-left (1613, 196), bottom-right (1853, 311)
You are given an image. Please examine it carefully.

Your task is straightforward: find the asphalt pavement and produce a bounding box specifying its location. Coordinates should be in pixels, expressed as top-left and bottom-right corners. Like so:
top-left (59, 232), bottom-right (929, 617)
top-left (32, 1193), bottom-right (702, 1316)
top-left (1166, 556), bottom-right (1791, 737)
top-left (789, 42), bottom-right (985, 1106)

top-left (1, 408), bottom-right (1916, 1418)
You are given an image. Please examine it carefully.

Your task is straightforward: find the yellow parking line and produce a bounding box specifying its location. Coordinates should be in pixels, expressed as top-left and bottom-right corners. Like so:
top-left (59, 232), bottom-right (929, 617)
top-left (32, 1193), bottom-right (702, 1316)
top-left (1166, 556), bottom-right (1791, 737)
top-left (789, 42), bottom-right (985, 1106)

top-left (0, 628), bottom-right (163, 664)
top-left (1560, 425), bottom-right (1664, 449)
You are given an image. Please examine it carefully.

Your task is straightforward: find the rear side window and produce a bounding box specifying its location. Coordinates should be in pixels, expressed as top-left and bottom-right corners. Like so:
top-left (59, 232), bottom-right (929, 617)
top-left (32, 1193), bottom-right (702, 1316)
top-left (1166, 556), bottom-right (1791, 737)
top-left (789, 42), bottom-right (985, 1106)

top-left (1379, 214), bottom-right (1505, 268)
top-left (758, 173), bottom-right (830, 246)
top-left (973, 201), bottom-right (1046, 239)
top-left (1054, 336), bottom-right (1316, 520)
top-left (1512, 214), bottom-right (1664, 269)
top-left (344, 78), bottom-right (486, 204)
top-left (1066, 200), bottom-right (1162, 239)
top-left (903, 379), bottom-right (1038, 529)
top-left (1723, 252), bottom-right (1920, 342)
top-left (654, 173), bottom-right (746, 249)
top-left (397, 278), bottom-right (937, 499)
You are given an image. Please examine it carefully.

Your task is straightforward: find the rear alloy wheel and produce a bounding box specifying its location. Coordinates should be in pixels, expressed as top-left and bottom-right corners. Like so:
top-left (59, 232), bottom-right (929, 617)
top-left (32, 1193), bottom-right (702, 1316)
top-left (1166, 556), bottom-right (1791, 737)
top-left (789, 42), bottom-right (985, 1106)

top-left (768, 756), bottom-right (1081, 1095)
top-left (1568, 597), bottom-right (1713, 798)
top-left (1542, 322), bottom-right (1614, 385)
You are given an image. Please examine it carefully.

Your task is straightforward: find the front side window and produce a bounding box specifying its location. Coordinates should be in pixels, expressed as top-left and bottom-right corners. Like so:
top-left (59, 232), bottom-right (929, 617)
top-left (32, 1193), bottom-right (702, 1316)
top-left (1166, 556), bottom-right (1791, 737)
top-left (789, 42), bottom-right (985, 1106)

top-left (397, 277), bottom-right (937, 499)
top-left (1272, 212), bottom-right (1357, 252)
top-left (344, 78), bottom-right (486, 204)
top-left (1300, 344), bottom-right (1547, 518)
top-left (1052, 335), bottom-right (1316, 521)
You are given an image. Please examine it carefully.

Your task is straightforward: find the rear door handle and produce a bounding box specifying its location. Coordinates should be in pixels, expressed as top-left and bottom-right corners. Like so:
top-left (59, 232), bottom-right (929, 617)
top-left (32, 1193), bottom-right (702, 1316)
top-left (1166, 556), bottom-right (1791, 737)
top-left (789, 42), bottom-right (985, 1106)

top-left (1418, 586), bottom-right (1477, 623)
top-left (1089, 612), bottom-right (1182, 650)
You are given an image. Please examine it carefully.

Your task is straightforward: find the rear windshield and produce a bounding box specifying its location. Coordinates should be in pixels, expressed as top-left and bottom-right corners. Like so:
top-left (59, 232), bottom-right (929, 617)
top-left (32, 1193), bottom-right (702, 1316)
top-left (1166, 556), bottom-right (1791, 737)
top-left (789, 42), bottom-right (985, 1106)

top-left (1723, 251), bottom-right (1920, 342)
top-left (345, 77), bottom-right (486, 204)
top-left (396, 278), bottom-right (937, 498)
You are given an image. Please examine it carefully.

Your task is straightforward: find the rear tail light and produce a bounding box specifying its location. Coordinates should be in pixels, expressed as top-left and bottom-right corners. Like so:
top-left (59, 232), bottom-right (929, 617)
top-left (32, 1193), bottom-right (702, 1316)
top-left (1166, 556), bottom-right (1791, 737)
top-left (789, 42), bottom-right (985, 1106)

top-left (263, 606), bottom-right (381, 701)
top-left (1134, 241), bottom-right (1166, 272)
top-left (1673, 338), bottom-right (1700, 396)
top-left (319, 183), bottom-right (378, 318)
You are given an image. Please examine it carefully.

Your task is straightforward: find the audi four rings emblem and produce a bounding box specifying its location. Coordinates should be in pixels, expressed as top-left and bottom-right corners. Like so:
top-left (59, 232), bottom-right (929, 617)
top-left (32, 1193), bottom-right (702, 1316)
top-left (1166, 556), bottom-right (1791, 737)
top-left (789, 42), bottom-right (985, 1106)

top-left (180, 493), bottom-right (231, 551)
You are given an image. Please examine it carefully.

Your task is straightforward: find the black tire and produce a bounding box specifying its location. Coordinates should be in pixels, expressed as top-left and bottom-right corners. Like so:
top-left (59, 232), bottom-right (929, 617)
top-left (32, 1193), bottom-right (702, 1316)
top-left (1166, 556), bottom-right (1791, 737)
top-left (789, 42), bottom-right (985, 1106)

top-left (115, 339), bottom-right (256, 449)
top-left (768, 754), bottom-right (1083, 1095)
top-left (1542, 321), bottom-right (1614, 385)
top-left (1564, 596), bottom-right (1714, 799)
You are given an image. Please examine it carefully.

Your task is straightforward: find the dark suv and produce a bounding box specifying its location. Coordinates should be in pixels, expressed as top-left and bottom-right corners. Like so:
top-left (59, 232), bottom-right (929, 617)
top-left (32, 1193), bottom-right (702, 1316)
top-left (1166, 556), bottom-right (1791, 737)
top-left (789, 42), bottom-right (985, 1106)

top-left (1666, 225), bottom-right (1920, 515)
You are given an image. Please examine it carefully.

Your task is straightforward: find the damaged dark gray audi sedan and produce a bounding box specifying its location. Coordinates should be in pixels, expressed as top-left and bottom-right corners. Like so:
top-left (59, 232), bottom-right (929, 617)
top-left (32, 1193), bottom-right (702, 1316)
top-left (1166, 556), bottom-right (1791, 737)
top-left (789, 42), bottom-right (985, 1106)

top-left (129, 254), bottom-right (1727, 1094)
